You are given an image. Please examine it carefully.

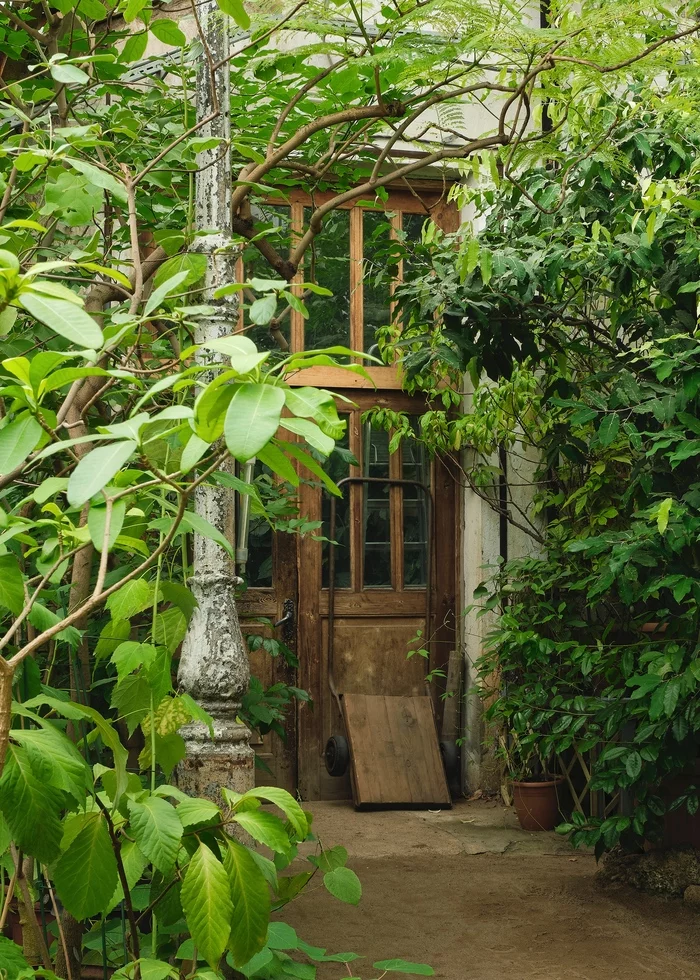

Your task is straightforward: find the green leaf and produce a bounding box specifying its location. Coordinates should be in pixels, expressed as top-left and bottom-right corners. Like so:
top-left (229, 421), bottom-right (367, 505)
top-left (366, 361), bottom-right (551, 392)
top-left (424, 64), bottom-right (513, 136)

top-left (128, 795), bottom-right (182, 874)
top-left (153, 252), bottom-right (207, 290)
top-left (65, 157), bottom-right (128, 204)
top-left (154, 606), bottom-right (188, 653)
top-left (656, 497), bottom-right (673, 534)
top-left (479, 249), bottom-right (492, 285)
top-left (248, 293), bottom-right (277, 325)
top-left (256, 442), bottom-right (299, 485)
top-left (123, 0), bottom-right (148, 20)
top-left (54, 811), bottom-right (118, 919)
top-left (372, 961), bottom-right (434, 976)
top-left (12, 724), bottom-right (89, 801)
top-left (150, 18), bottom-right (187, 46)
top-left (216, 0), bottom-right (250, 28)
top-left (50, 63), bottom-right (90, 85)
top-left (67, 440), bottom-right (137, 506)
top-left (625, 751), bottom-right (642, 780)
top-left (107, 577), bottom-right (155, 621)
top-left (0, 741), bottom-right (63, 863)
top-left (120, 31), bottom-right (149, 62)
top-left (224, 383), bottom-right (285, 461)
top-left (239, 787), bottom-right (308, 838)
top-left (597, 413), bottom-right (620, 447)
top-left (0, 554), bottom-right (25, 615)
top-left (19, 290), bottom-right (103, 347)
top-left (323, 866), bottom-right (361, 905)
top-left (0, 414), bottom-right (42, 474)
top-left (280, 417), bottom-right (334, 456)
top-left (283, 387), bottom-right (343, 434)
top-left (203, 335), bottom-right (269, 375)
top-left (175, 797), bottom-right (221, 828)
top-left (224, 839), bottom-right (271, 967)
top-left (111, 640), bottom-right (157, 681)
top-left (0, 937), bottom-right (29, 980)
top-left (182, 842), bottom-right (233, 968)
top-left (88, 498), bottom-right (126, 552)
top-left (266, 922), bottom-right (299, 950)
top-left (143, 271), bottom-right (189, 318)
top-left (664, 677), bottom-right (681, 717)
top-left (233, 809), bottom-right (291, 853)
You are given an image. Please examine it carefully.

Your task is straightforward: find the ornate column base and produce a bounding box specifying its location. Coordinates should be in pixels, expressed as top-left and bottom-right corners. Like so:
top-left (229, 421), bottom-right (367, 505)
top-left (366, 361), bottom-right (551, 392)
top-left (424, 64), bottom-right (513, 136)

top-left (176, 706), bottom-right (255, 802)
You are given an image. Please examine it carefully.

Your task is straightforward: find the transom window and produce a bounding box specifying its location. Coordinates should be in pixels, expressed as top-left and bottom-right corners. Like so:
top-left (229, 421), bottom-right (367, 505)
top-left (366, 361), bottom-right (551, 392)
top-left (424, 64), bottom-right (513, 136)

top-left (236, 189), bottom-right (453, 359)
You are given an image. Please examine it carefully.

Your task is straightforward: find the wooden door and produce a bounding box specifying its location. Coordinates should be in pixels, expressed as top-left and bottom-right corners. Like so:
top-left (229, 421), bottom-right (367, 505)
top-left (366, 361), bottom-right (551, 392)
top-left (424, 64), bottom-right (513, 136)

top-left (236, 186), bottom-right (459, 797)
top-left (296, 392), bottom-right (458, 801)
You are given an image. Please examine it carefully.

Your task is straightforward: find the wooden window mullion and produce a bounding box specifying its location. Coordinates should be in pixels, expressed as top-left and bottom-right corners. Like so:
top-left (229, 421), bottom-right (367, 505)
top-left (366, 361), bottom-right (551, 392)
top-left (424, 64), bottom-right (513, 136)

top-left (389, 433), bottom-right (403, 591)
top-left (291, 202), bottom-right (304, 352)
top-left (350, 207), bottom-right (364, 356)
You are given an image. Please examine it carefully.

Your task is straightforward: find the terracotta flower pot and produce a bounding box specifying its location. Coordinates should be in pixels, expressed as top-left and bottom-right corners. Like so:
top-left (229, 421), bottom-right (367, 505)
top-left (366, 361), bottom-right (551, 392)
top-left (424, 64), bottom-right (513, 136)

top-left (512, 776), bottom-right (565, 831)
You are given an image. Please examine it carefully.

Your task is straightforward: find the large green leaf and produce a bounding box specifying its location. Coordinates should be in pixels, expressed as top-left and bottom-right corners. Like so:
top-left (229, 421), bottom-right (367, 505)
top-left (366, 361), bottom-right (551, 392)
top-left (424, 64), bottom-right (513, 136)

top-left (224, 839), bottom-right (271, 967)
top-left (232, 809), bottom-right (291, 853)
top-left (12, 724), bottom-right (90, 802)
top-left (224, 383), bottom-right (285, 461)
top-left (111, 640), bottom-right (157, 681)
top-left (65, 157), bottom-right (128, 204)
top-left (239, 787), bottom-right (309, 838)
top-left (0, 413), bottom-right (42, 474)
top-left (0, 741), bottom-right (63, 863)
top-left (88, 498), bottom-right (127, 552)
top-left (149, 17), bottom-right (187, 46)
top-left (106, 577), bottom-right (156, 621)
top-left (216, 0), bottom-right (250, 28)
top-left (279, 417), bottom-right (334, 456)
top-left (372, 960), bottom-right (434, 976)
top-left (323, 866), bottom-right (361, 905)
top-left (182, 842), bottom-right (233, 968)
top-left (54, 811), bottom-right (119, 919)
top-left (128, 795), bottom-right (182, 874)
top-left (67, 439), bottom-right (138, 506)
top-left (143, 270), bottom-right (189, 318)
top-left (19, 289), bottom-right (104, 347)
top-left (153, 252), bottom-right (207, 290)
top-left (0, 553), bottom-right (25, 615)
top-left (0, 936), bottom-right (29, 980)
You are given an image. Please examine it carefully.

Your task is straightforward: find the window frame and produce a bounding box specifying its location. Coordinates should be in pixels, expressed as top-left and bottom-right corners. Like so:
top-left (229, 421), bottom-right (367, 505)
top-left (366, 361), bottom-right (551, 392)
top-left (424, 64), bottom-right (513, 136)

top-left (236, 186), bottom-right (457, 389)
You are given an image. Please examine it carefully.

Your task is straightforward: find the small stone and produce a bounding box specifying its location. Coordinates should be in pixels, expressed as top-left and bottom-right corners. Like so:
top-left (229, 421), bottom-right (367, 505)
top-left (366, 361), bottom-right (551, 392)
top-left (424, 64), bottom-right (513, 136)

top-left (683, 884), bottom-right (700, 906)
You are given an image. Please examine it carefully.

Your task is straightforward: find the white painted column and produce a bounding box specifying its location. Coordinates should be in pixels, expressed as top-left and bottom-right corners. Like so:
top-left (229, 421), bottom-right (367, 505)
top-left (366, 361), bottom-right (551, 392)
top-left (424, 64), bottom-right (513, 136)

top-left (177, 1), bottom-right (255, 798)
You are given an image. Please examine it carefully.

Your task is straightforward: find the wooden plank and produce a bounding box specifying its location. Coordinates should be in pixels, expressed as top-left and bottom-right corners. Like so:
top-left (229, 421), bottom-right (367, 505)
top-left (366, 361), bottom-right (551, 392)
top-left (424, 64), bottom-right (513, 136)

top-left (319, 590), bottom-right (426, 616)
top-left (287, 365), bottom-right (404, 390)
top-left (342, 694), bottom-right (450, 807)
top-left (321, 618), bottom-right (425, 697)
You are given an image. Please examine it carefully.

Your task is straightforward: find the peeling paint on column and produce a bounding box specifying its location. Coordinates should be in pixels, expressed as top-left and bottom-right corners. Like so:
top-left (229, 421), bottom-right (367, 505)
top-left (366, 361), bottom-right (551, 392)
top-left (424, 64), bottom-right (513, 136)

top-left (177, 0), bottom-right (255, 800)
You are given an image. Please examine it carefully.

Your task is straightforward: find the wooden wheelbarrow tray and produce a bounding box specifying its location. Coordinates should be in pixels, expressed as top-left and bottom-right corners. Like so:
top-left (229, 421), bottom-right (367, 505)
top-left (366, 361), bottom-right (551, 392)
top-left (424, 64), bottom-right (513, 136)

top-left (326, 476), bottom-right (451, 809)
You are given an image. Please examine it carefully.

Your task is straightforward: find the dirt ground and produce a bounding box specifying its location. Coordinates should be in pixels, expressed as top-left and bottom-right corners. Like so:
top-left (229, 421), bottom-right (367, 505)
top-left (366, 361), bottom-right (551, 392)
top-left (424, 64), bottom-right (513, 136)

top-left (282, 799), bottom-right (700, 980)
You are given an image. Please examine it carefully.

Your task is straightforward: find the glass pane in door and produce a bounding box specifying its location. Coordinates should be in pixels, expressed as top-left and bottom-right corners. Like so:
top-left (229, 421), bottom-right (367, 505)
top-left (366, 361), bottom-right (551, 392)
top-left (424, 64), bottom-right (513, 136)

top-left (363, 427), bottom-right (392, 588)
top-left (322, 428), bottom-right (352, 589)
top-left (402, 437), bottom-right (429, 587)
top-left (363, 210), bottom-right (392, 354)
top-left (303, 208), bottom-right (351, 352)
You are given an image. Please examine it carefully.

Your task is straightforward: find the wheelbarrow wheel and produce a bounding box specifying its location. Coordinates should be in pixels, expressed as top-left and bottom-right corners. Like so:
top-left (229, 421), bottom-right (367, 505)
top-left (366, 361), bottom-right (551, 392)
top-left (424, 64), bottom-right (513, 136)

top-left (325, 734), bottom-right (350, 777)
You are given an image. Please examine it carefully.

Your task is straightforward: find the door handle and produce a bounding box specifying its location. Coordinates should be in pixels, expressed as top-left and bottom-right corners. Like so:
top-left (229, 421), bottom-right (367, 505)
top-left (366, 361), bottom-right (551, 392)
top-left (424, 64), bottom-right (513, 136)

top-left (274, 598), bottom-right (295, 632)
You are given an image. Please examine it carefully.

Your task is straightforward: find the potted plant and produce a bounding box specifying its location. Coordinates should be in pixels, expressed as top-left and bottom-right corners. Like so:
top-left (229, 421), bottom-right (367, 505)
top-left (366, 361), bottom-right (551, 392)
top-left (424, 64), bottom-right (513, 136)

top-left (500, 734), bottom-right (565, 832)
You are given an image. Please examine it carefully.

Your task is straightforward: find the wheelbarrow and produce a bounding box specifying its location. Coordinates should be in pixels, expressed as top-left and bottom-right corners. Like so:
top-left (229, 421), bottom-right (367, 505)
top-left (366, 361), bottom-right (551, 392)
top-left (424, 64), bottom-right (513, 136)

top-left (323, 475), bottom-right (455, 807)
